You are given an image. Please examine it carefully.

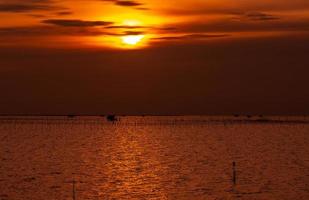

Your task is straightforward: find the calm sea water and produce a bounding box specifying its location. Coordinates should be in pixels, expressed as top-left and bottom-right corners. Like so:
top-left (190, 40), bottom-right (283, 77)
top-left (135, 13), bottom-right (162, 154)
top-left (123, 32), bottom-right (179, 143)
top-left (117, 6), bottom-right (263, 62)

top-left (0, 116), bottom-right (309, 200)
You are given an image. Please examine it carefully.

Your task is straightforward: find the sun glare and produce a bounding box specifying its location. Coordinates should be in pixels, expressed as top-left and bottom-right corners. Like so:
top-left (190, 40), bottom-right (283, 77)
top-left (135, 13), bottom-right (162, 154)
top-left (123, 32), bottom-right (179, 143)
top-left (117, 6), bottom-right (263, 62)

top-left (121, 35), bottom-right (144, 45)
top-left (91, 16), bottom-right (155, 48)
top-left (123, 19), bottom-right (141, 26)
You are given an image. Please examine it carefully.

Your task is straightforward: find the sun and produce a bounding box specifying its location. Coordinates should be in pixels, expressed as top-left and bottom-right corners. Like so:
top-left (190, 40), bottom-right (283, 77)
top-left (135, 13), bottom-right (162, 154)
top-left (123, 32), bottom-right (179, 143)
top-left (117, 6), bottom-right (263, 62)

top-left (120, 19), bottom-right (145, 46)
top-left (92, 18), bottom-right (150, 48)
top-left (121, 35), bottom-right (144, 46)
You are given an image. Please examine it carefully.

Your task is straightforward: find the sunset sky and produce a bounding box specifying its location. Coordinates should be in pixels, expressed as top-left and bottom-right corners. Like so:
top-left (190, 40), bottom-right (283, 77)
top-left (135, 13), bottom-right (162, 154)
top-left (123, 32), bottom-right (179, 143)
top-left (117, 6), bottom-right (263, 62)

top-left (0, 0), bottom-right (309, 115)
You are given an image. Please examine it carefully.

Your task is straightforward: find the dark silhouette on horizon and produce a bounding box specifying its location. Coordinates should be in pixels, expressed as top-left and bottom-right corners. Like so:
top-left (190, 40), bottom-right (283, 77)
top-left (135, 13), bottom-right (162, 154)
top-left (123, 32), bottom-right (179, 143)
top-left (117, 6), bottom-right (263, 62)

top-left (106, 115), bottom-right (118, 122)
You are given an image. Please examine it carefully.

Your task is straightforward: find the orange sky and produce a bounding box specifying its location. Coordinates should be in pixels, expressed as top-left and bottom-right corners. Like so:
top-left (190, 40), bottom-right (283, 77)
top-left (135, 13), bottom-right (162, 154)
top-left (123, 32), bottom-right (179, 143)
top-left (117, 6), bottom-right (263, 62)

top-left (1, 0), bottom-right (309, 115)
top-left (0, 0), bottom-right (309, 49)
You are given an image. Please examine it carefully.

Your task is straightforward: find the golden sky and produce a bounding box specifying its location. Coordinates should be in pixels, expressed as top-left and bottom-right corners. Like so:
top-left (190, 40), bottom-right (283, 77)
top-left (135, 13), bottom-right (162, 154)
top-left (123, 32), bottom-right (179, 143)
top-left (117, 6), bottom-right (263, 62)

top-left (0, 0), bottom-right (308, 49)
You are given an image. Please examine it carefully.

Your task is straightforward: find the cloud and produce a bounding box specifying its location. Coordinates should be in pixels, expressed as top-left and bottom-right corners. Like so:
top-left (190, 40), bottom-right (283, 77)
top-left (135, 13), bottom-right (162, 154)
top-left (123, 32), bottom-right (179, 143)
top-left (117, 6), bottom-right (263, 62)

top-left (0, 0), bottom-right (68, 14)
top-left (0, 0), bottom-right (68, 13)
top-left (136, 7), bottom-right (149, 10)
top-left (0, 26), bottom-right (55, 37)
top-left (42, 19), bottom-right (113, 27)
top-left (0, 23), bottom-right (148, 38)
top-left (162, 17), bottom-right (309, 34)
top-left (0, 25), bottom-right (113, 38)
top-left (228, 12), bottom-right (280, 21)
top-left (245, 12), bottom-right (279, 21)
top-left (105, 25), bottom-right (178, 33)
top-left (106, 25), bottom-right (147, 29)
top-left (27, 14), bottom-right (47, 18)
top-left (101, 0), bottom-right (146, 9)
top-left (116, 0), bottom-right (141, 7)
top-left (0, 0), bottom-right (52, 3)
top-left (158, 0), bottom-right (309, 17)
top-left (123, 30), bottom-right (144, 35)
top-left (153, 34), bottom-right (230, 41)
top-left (0, 3), bottom-right (55, 12)
top-left (54, 11), bottom-right (73, 16)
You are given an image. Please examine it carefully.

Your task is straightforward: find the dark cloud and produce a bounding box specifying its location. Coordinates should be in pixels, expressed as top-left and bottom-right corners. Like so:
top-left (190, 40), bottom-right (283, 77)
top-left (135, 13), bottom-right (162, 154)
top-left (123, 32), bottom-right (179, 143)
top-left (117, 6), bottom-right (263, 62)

top-left (0, 26), bottom-right (109, 37)
top-left (153, 34), bottom-right (230, 41)
top-left (244, 12), bottom-right (280, 21)
top-left (101, 0), bottom-right (146, 9)
top-left (164, 19), bottom-right (309, 34)
top-left (54, 11), bottom-right (73, 16)
top-left (115, 0), bottom-right (142, 7)
top-left (123, 30), bottom-right (144, 35)
top-left (0, 24), bottom-right (149, 41)
top-left (105, 25), bottom-right (178, 34)
top-left (0, 0), bottom-right (68, 13)
top-left (0, 0), bottom-right (52, 3)
top-left (159, 1), bottom-right (309, 17)
top-left (136, 7), bottom-right (149, 11)
top-left (0, 3), bottom-right (55, 12)
top-left (42, 19), bottom-right (113, 27)
top-left (160, 7), bottom-right (242, 16)
top-left (102, 30), bottom-right (145, 36)
top-left (27, 14), bottom-right (47, 18)
top-left (0, 26), bottom-right (50, 36)
top-left (106, 25), bottom-right (147, 29)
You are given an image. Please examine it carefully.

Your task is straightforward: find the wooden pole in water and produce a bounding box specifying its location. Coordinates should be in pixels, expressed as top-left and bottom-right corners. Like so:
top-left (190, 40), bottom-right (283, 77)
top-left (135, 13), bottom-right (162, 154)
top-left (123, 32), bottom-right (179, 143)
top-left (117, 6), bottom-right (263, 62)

top-left (232, 161), bottom-right (236, 185)
top-left (72, 179), bottom-right (76, 200)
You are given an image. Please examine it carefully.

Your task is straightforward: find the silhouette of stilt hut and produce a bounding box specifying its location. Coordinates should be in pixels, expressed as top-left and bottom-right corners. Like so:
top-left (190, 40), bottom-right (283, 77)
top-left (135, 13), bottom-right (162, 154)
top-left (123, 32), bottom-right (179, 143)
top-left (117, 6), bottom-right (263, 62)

top-left (106, 115), bottom-right (118, 122)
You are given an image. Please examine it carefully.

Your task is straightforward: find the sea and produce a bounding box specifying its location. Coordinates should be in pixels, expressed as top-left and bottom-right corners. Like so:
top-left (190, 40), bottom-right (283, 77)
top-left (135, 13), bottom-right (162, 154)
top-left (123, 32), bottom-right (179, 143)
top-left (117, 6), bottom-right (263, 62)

top-left (0, 116), bottom-right (308, 200)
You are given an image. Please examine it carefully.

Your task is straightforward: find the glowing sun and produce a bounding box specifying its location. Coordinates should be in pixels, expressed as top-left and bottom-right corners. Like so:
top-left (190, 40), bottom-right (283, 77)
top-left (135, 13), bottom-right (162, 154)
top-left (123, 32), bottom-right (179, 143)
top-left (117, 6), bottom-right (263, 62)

top-left (121, 35), bottom-right (144, 46)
